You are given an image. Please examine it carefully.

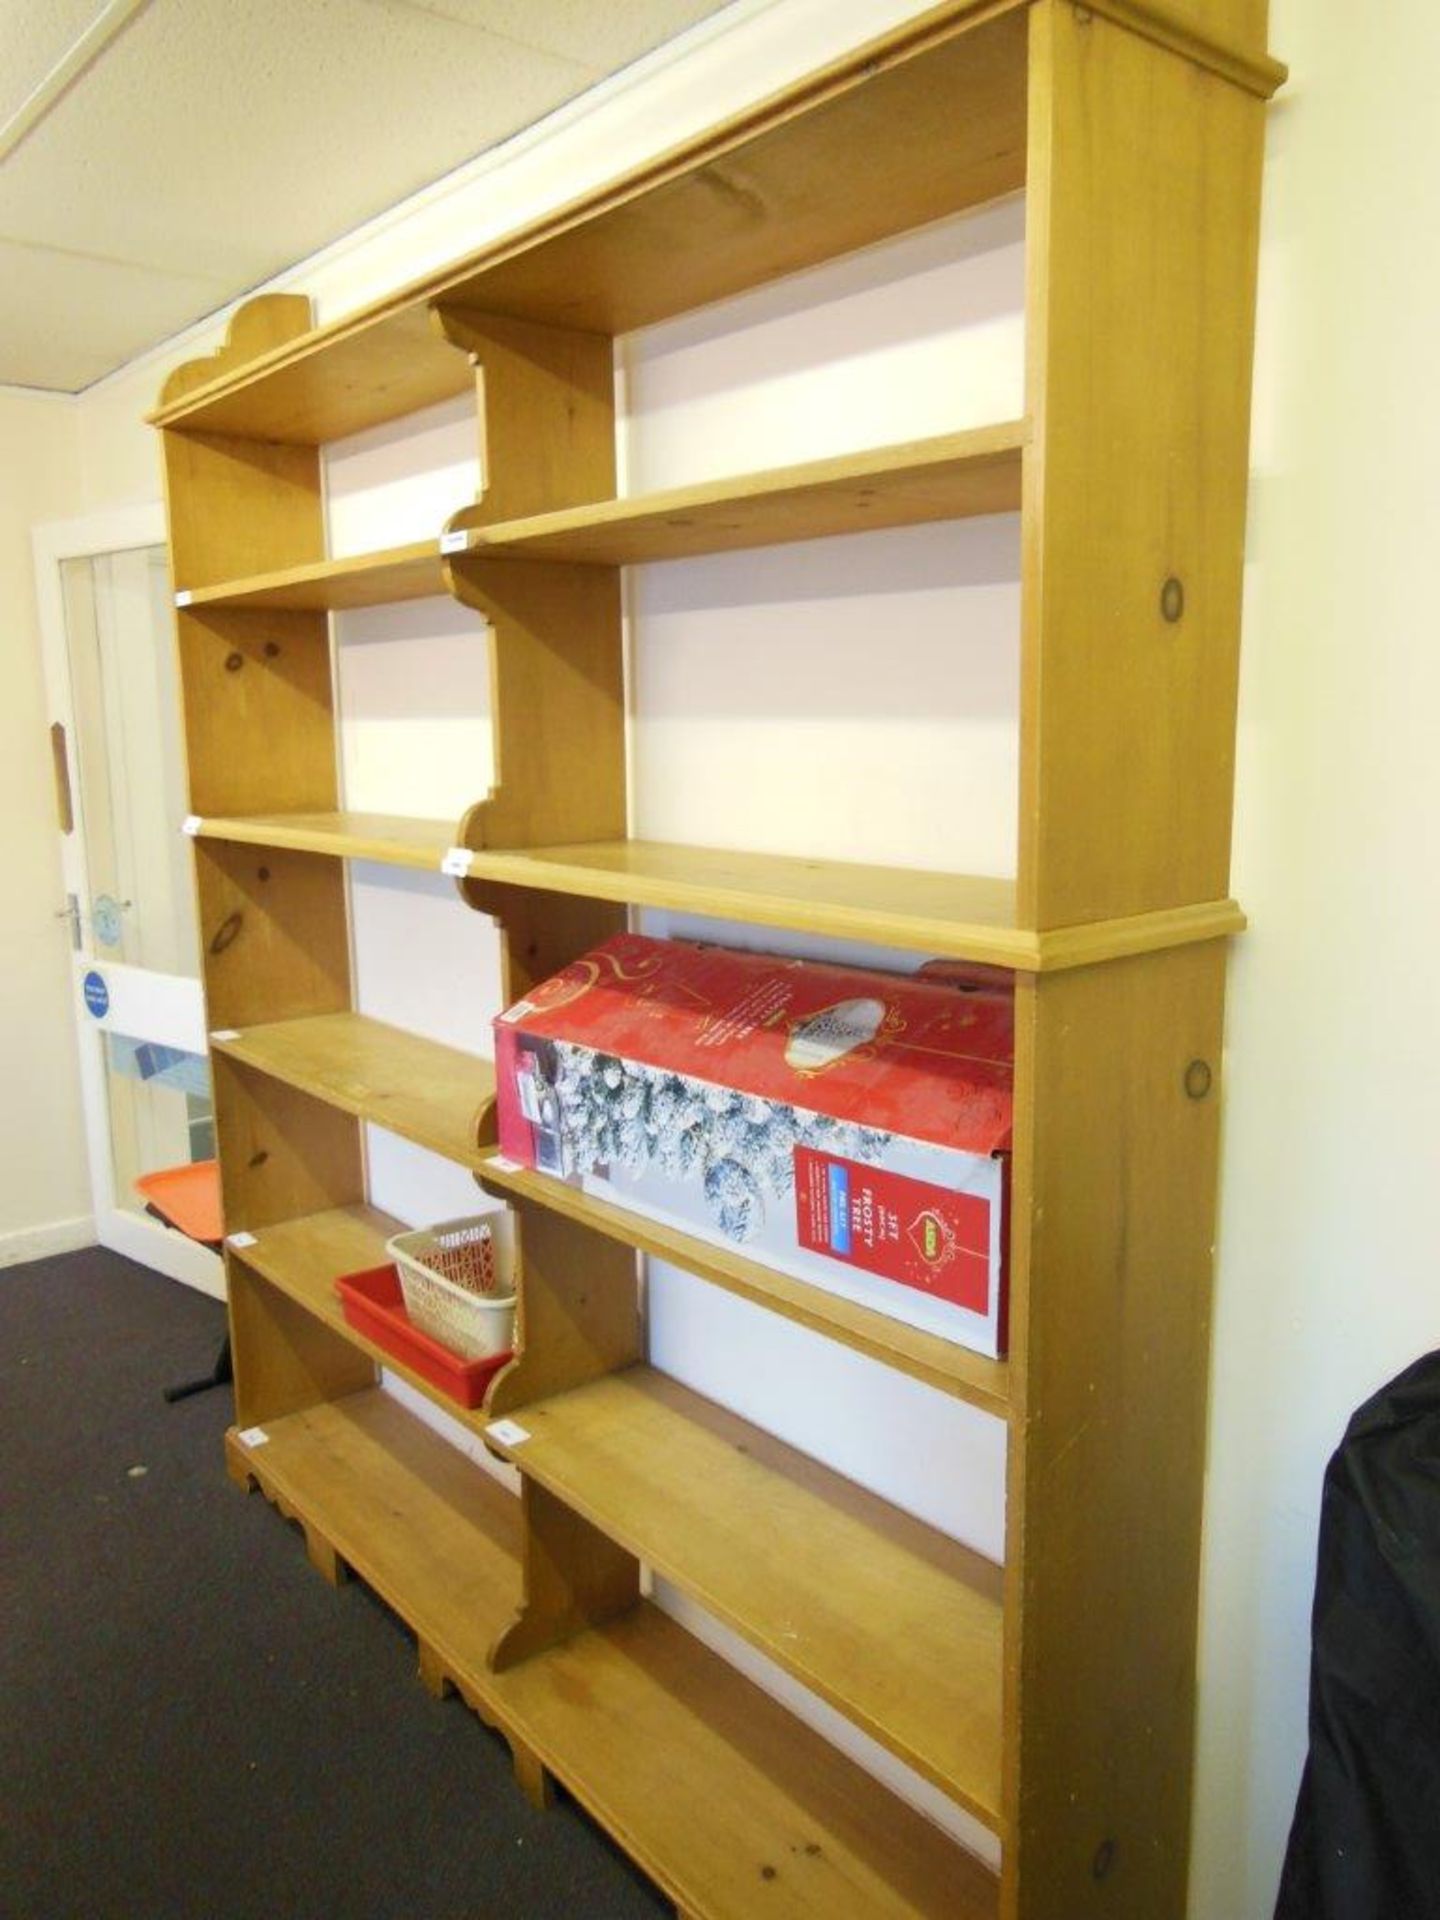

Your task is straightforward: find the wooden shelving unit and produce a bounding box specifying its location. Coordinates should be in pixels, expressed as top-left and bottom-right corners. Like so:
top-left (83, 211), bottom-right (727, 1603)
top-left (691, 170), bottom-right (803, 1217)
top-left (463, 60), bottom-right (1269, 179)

top-left (156, 5), bottom-right (1283, 1917)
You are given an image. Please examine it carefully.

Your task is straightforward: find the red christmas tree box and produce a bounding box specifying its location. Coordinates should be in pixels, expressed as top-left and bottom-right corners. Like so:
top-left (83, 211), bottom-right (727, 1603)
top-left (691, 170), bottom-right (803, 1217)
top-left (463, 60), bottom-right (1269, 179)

top-left (492, 933), bottom-right (1014, 1357)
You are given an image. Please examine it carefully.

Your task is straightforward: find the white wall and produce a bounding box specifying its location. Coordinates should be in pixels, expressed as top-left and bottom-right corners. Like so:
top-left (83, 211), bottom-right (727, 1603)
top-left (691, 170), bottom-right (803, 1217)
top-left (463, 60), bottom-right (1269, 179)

top-left (43, 0), bottom-right (1439, 1912)
top-left (1192, 2), bottom-right (1440, 1913)
top-left (0, 391), bottom-right (91, 1262)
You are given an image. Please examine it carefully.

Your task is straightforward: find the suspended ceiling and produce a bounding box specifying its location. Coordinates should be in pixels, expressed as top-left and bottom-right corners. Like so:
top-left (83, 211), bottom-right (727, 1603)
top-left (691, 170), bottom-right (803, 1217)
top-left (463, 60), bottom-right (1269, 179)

top-left (0, 0), bottom-right (737, 394)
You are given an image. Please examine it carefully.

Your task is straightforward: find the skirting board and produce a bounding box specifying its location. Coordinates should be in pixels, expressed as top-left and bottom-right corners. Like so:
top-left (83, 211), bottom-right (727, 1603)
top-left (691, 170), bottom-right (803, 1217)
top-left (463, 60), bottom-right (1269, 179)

top-left (0, 1215), bottom-right (96, 1270)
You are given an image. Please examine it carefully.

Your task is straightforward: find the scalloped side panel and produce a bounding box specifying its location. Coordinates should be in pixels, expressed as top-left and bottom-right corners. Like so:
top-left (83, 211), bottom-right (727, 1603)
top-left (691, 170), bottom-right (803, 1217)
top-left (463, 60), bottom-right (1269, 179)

top-left (160, 293), bottom-right (314, 408)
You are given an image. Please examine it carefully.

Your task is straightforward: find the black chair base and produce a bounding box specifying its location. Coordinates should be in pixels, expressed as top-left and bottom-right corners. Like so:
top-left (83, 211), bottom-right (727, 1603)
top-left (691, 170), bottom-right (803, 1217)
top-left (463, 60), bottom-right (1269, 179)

top-left (163, 1333), bottom-right (233, 1404)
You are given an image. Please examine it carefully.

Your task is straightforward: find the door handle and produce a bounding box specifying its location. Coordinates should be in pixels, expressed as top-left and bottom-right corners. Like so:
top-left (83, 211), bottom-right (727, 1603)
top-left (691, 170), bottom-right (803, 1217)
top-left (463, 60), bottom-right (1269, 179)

top-left (50, 722), bottom-right (74, 833)
top-left (54, 894), bottom-right (81, 951)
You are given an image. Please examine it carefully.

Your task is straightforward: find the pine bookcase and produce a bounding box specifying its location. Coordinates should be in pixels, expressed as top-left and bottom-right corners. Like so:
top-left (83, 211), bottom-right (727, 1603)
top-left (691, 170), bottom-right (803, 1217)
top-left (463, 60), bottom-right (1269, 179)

top-left (152, 5), bottom-right (1284, 1915)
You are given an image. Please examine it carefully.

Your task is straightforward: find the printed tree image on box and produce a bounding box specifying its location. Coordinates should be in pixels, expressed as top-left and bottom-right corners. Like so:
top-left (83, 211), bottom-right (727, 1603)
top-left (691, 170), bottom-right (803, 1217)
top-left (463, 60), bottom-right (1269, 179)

top-left (494, 934), bottom-right (1013, 1356)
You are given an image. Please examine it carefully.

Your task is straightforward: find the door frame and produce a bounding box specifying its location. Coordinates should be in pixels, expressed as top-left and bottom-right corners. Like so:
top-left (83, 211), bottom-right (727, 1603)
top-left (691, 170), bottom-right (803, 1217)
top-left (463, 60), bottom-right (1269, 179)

top-left (33, 503), bottom-right (223, 1298)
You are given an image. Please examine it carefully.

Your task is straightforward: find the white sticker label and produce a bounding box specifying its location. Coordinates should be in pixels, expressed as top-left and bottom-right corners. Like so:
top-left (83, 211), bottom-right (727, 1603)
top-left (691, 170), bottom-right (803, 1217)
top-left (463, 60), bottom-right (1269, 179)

top-left (486, 1419), bottom-right (531, 1449)
top-left (181, 815), bottom-right (202, 836)
top-left (175, 590), bottom-right (193, 608)
top-left (487, 1154), bottom-right (520, 1174)
top-left (497, 999), bottom-right (535, 1025)
top-left (238, 1426), bottom-right (269, 1448)
top-left (227, 1231), bottom-right (257, 1249)
top-left (210, 1028), bottom-right (240, 1043)
top-left (439, 529), bottom-right (469, 555)
top-left (440, 846), bottom-right (475, 877)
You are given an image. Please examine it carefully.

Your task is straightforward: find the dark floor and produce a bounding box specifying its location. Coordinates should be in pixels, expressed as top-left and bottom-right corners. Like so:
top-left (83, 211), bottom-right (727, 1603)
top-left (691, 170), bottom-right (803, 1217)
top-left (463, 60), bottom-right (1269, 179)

top-left (0, 1245), bottom-right (669, 1920)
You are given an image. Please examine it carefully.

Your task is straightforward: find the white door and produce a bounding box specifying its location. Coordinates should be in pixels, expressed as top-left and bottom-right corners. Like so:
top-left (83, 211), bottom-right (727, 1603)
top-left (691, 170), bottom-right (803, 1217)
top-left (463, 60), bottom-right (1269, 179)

top-left (34, 506), bottom-right (222, 1299)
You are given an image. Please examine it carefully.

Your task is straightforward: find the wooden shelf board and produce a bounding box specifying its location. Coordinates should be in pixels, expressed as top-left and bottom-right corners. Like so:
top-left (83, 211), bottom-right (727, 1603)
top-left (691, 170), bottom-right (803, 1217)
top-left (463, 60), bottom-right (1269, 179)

top-left (457, 425), bottom-right (1025, 566)
top-left (237, 1202), bottom-right (400, 1289)
top-left (197, 810), bottom-right (458, 872)
top-left (211, 1012), bottom-right (494, 1167)
top-left (477, 1153), bottom-right (1009, 1415)
top-left (182, 425), bottom-right (1023, 615)
top-left (491, 1603), bottom-right (1000, 1920)
top-left (487, 1363), bottom-right (1004, 1826)
top-left (465, 840), bottom-right (1024, 962)
top-left (462, 838), bottom-right (1245, 968)
top-left (180, 539), bottom-right (447, 612)
top-left (227, 1388), bottom-right (521, 1649)
top-left (233, 1391), bottom-right (997, 1918)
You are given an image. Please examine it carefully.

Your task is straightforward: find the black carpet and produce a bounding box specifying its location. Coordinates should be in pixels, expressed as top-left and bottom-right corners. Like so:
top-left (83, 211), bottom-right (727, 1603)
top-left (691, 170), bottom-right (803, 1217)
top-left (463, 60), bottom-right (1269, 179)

top-left (0, 1246), bottom-right (668, 1920)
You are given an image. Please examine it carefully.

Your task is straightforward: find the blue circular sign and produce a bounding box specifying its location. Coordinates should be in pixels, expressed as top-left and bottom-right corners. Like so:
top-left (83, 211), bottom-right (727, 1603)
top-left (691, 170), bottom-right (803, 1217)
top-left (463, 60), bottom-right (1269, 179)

top-left (82, 970), bottom-right (110, 1020)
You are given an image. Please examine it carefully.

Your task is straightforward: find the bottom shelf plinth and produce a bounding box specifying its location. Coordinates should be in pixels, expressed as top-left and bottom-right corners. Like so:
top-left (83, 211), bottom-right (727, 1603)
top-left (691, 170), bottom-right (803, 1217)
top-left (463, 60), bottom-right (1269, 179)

top-left (226, 1392), bottom-right (999, 1920)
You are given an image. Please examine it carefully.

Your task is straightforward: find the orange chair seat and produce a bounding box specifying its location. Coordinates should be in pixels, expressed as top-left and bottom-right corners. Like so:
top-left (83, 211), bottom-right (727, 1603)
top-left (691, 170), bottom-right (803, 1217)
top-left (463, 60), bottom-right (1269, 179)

top-left (134, 1159), bottom-right (224, 1248)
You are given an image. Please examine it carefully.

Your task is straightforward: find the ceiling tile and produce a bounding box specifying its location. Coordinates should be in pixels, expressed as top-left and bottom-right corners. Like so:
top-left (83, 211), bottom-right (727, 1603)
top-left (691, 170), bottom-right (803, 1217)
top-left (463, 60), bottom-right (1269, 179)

top-left (0, 0), bottom-right (601, 282)
top-left (0, 0), bottom-right (113, 127)
top-left (0, 238), bottom-right (228, 390)
top-left (0, 0), bottom-right (741, 389)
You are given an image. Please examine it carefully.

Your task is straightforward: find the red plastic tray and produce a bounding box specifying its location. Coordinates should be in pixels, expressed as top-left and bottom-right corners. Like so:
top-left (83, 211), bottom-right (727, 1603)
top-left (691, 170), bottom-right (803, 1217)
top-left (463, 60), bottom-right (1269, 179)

top-left (334, 1264), bottom-right (512, 1409)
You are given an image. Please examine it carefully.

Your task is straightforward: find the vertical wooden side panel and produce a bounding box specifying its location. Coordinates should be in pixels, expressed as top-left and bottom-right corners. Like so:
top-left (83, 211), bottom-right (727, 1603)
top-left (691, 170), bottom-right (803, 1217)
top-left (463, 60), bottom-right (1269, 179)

top-left (176, 608), bottom-right (336, 817)
top-left (228, 1259), bottom-right (374, 1431)
top-left (160, 349), bottom-right (359, 1427)
top-left (463, 886), bottom-right (626, 1010)
top-left (433, 307), bottom-right (617, 523)
top-left (196, 843), bottom-right (351, 1032)
top-left (469, 889), bottom-right (632, 1460)
top-left (485, 1198), bottom-right (642, 1418)
top-left (436, 309), bottom-right (625, 855)
top-left (448, 559), bottom-right (627, 851)
top-left (1019, 3), bottom-right (1267, 928)
top-left (211, 1057), bottom-right (364, 1235)
top-left (163, 431), bottom-right (325, 589)
top-left (1001, 942), bottom-right (1228, 1920)
top-left (490, 1481), bottom-right (641, 1672)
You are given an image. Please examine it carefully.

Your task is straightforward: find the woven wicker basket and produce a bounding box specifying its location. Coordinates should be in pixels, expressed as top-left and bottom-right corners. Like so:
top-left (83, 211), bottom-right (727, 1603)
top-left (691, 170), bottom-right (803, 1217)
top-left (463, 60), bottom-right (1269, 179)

top-left (385, 1214), bottom-right (515, 1361)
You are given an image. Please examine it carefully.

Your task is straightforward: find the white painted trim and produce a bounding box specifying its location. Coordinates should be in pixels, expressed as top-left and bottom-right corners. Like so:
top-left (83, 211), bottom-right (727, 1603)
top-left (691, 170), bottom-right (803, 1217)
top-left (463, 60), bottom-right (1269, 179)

top-left (105, 1212), bottom-right (225, 1300)
top-left (0, 0), bottom-right (152, 166)
top-left (70, 955), bottom-right (207, 1054)
top-left (32, 501), bottom-right (165, 567)
top-left (0, 1215), bottom-right (96, 1270)
top-left (29, 503), bottom-right (221, 1296)
top-left (33, 504), bottom-right (171, 1256)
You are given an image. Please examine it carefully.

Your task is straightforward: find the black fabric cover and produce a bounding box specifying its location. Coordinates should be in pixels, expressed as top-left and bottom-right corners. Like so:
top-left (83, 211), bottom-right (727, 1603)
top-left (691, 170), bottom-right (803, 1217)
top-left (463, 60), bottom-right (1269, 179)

top-left (1275, 1351), bottom-right (1440, 1919)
